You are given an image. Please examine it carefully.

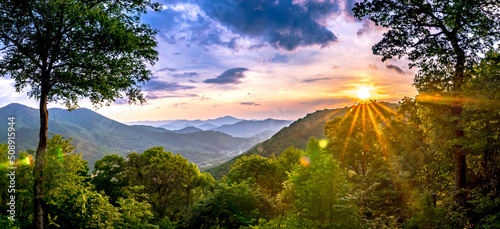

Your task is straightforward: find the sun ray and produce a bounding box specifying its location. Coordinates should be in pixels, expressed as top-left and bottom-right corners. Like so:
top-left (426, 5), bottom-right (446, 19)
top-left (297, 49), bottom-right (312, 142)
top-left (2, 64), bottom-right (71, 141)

top-left (416, 94), bottom-right (465, 106)
top-left (374, 102), bottom-right (398, 115)
top-left (324, 107), bottom-right (344, 122)
top-left (362, 103), bottom-right (366, 135)
top-left (342, 104), bottom-right (361, 161)
top-left (417, 93), bottom-right (500, 109)
top-left (369, 103), bottom-right (402, 144)
top-left (366, 104), bottom-right (389, 160)
top-left (369, 103), bottom-right (393, 127)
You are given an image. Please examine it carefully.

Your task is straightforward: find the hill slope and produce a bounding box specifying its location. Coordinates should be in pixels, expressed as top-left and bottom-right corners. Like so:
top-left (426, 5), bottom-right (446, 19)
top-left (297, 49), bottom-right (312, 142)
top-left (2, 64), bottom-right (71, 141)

top-left (0, 103), bottom-right (261, 171)
top-left (206, 102), bottom-right (397, 179)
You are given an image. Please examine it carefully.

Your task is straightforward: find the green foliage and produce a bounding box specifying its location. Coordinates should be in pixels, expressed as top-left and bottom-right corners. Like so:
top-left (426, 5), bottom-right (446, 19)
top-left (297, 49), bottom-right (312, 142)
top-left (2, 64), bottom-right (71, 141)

top-left (0, 144), bottom-right (34, 229)
top-left (0, 0), bottom-right (161, 107)
top-left (125, 147), bottom-right (215, 221)
top-left (115, 198), bottom-right (158, 229)
top-left (184, 182), bottom-right (272, 229)
top-left (40, 135), bottom-right (143, 228)
top-left (92, 154), bottom-right (127, 204)
top-left (92, 146), bottom-right (215, 226)
top-left (462, 51), bottom-right (500, 172)
top-left (284, 138), bottom-right (359, 229)
top-left (0, 136), bottom-right (165, 228)
top-left (226, 154), bottom-right (286, 197)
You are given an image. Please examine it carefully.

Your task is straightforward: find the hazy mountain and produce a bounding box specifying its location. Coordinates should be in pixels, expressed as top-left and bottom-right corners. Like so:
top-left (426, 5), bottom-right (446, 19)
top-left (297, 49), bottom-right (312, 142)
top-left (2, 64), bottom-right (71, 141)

top-left (128, 116), bottom-right (244, 130)
top-left (0, 103), bottom-right (262, 171)
top-left (206, 102), bottom-right (398, 179)
top-left (205, 116), bottom-right (243, 126)
top-left (172, 126), bottom-right (203, 134)
top-left (124, 120), bottom-right (172, 127)
top-left (127, 116), bottom-right (292, 138)
top-left (197, 123), bottom-right (218, 131)
top-left (210, 119), bottom-right (293, 138)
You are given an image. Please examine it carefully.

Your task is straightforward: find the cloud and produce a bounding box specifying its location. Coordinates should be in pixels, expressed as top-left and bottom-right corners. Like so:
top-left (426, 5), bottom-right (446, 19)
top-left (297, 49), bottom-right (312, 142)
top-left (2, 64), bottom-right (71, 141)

top-left (249, 43), bottom-right (268, 50)
top-left (356, 20), bottom-right (372, 37)
top-left (368, 64), bottom-right (378, 69)
top-left (143, 80), bottom-right (195, 92)
top-left (270, 54), bottom-right (289, 63)
top-left (173, 72), bottom-right (200, 78)
top-left (298, 97), bottom-right (352, 106)
top-left (157, 67), bottom-right (177, 72)
top-left (198, 0), bottom-right (340, 51)
top-left (174, 102), bottom-right (187, 108)
top-left (195, 28), bottom-right (241, 50)
top-left (344, 0), bottom-right (357, 18)
top-left (356, 19), bottom-right (385, 37)
top-left (204, 67), bottom-right (249, 84)
top-left (145, 93), bottom-right (198, 100)
top-left (301, 77), bottom-right (331, 83)
top-left (142, 3), bottom-right (240, 50)
top-left (386, 64), bottom-right (405, 74)
top-left (113, 98), bottom-right (129, 105)
top-left (195, 95), bottom-right (211, 101)
top-left (141, 8), bottom-right (184, 40)
top-left (240, 102), bottom-right (261, 106)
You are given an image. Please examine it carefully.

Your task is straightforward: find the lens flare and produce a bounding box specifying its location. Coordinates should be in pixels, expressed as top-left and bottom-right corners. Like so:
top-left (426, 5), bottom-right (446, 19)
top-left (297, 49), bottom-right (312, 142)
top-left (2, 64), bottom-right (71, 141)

top-left (319, 139), bottom-right (329, 149)
top-left (299, 156), bottom-right (310, 167)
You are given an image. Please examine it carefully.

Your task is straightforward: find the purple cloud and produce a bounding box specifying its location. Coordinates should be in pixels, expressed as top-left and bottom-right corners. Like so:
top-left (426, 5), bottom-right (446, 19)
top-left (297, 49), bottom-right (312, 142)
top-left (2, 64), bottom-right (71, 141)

top-left (204, 68), bottom-right (249, 85)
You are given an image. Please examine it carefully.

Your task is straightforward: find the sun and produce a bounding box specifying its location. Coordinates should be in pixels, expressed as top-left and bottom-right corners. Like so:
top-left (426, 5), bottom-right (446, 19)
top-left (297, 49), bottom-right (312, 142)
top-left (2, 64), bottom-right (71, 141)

top-left (357, 87), bottom-right (371, 100)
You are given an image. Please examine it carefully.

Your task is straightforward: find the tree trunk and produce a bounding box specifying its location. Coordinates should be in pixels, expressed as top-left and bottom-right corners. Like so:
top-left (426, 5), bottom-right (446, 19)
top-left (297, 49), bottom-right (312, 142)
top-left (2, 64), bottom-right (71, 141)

top-left (451, 47), bottom-right (467, 196)
top-left (452, 105), bottom-right (466, 191)
top-left (33, 86), bottom-right (49, 229)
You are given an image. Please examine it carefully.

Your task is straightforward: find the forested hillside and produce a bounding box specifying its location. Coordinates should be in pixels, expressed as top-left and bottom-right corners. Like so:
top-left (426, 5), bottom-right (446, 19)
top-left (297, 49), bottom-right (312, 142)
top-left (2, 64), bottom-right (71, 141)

top-left (0, 103), bottom-right (262, 170)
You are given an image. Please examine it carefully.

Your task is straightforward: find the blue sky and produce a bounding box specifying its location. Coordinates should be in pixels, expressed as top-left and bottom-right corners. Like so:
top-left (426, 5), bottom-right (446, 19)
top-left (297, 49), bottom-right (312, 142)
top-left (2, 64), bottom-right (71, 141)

top-left (0, 0), bottom-right (417, 122)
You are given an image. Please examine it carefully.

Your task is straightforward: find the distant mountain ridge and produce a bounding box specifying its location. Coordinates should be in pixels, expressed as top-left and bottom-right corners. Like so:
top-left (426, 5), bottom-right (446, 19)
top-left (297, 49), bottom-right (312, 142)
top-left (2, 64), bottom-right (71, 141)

top-left (211, 119), bottom-right (293, 138)
top-left (172, 126), bottom-right (203, 134)
top-left (127, 116), bottom-right (293, 139)
top-left (0, 103), bottom-right (264, 171)
top-left (126, 115), bottom-right (243, 130)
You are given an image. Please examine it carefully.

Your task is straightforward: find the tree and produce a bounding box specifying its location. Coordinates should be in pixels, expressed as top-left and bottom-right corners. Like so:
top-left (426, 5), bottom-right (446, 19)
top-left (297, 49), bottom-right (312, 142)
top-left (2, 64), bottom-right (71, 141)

top-left (92, 154), bottom-right (127, 204)
top-left (0, 1), bottom-right (160, 227)
top-left (352, 0), bottom-right (500, 195)
top-left (226, 154), bottom-right (287, 198)
top-left (185, 182), bottom-right (272, 229)
top-left (124, 147), bottom-right (215, 222)
top-left (286, 138), bottom-right (358, 229)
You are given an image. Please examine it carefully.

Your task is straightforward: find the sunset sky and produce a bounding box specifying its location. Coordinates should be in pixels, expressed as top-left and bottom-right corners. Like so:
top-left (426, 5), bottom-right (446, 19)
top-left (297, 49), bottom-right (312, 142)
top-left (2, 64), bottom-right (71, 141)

top-left (0, 0), bottom-right (418, 122)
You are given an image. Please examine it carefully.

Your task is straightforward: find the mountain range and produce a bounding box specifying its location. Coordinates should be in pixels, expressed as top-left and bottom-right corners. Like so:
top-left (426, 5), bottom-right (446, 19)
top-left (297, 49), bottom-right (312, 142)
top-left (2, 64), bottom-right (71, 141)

top-left (128, 116), bottom-right (293, 139)
top-left (0, 103), bottom-right (287, 171)
top-left (206, 102), bottom-right (398, 179)
top-left (126, 116), bottom-right (243, 130)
